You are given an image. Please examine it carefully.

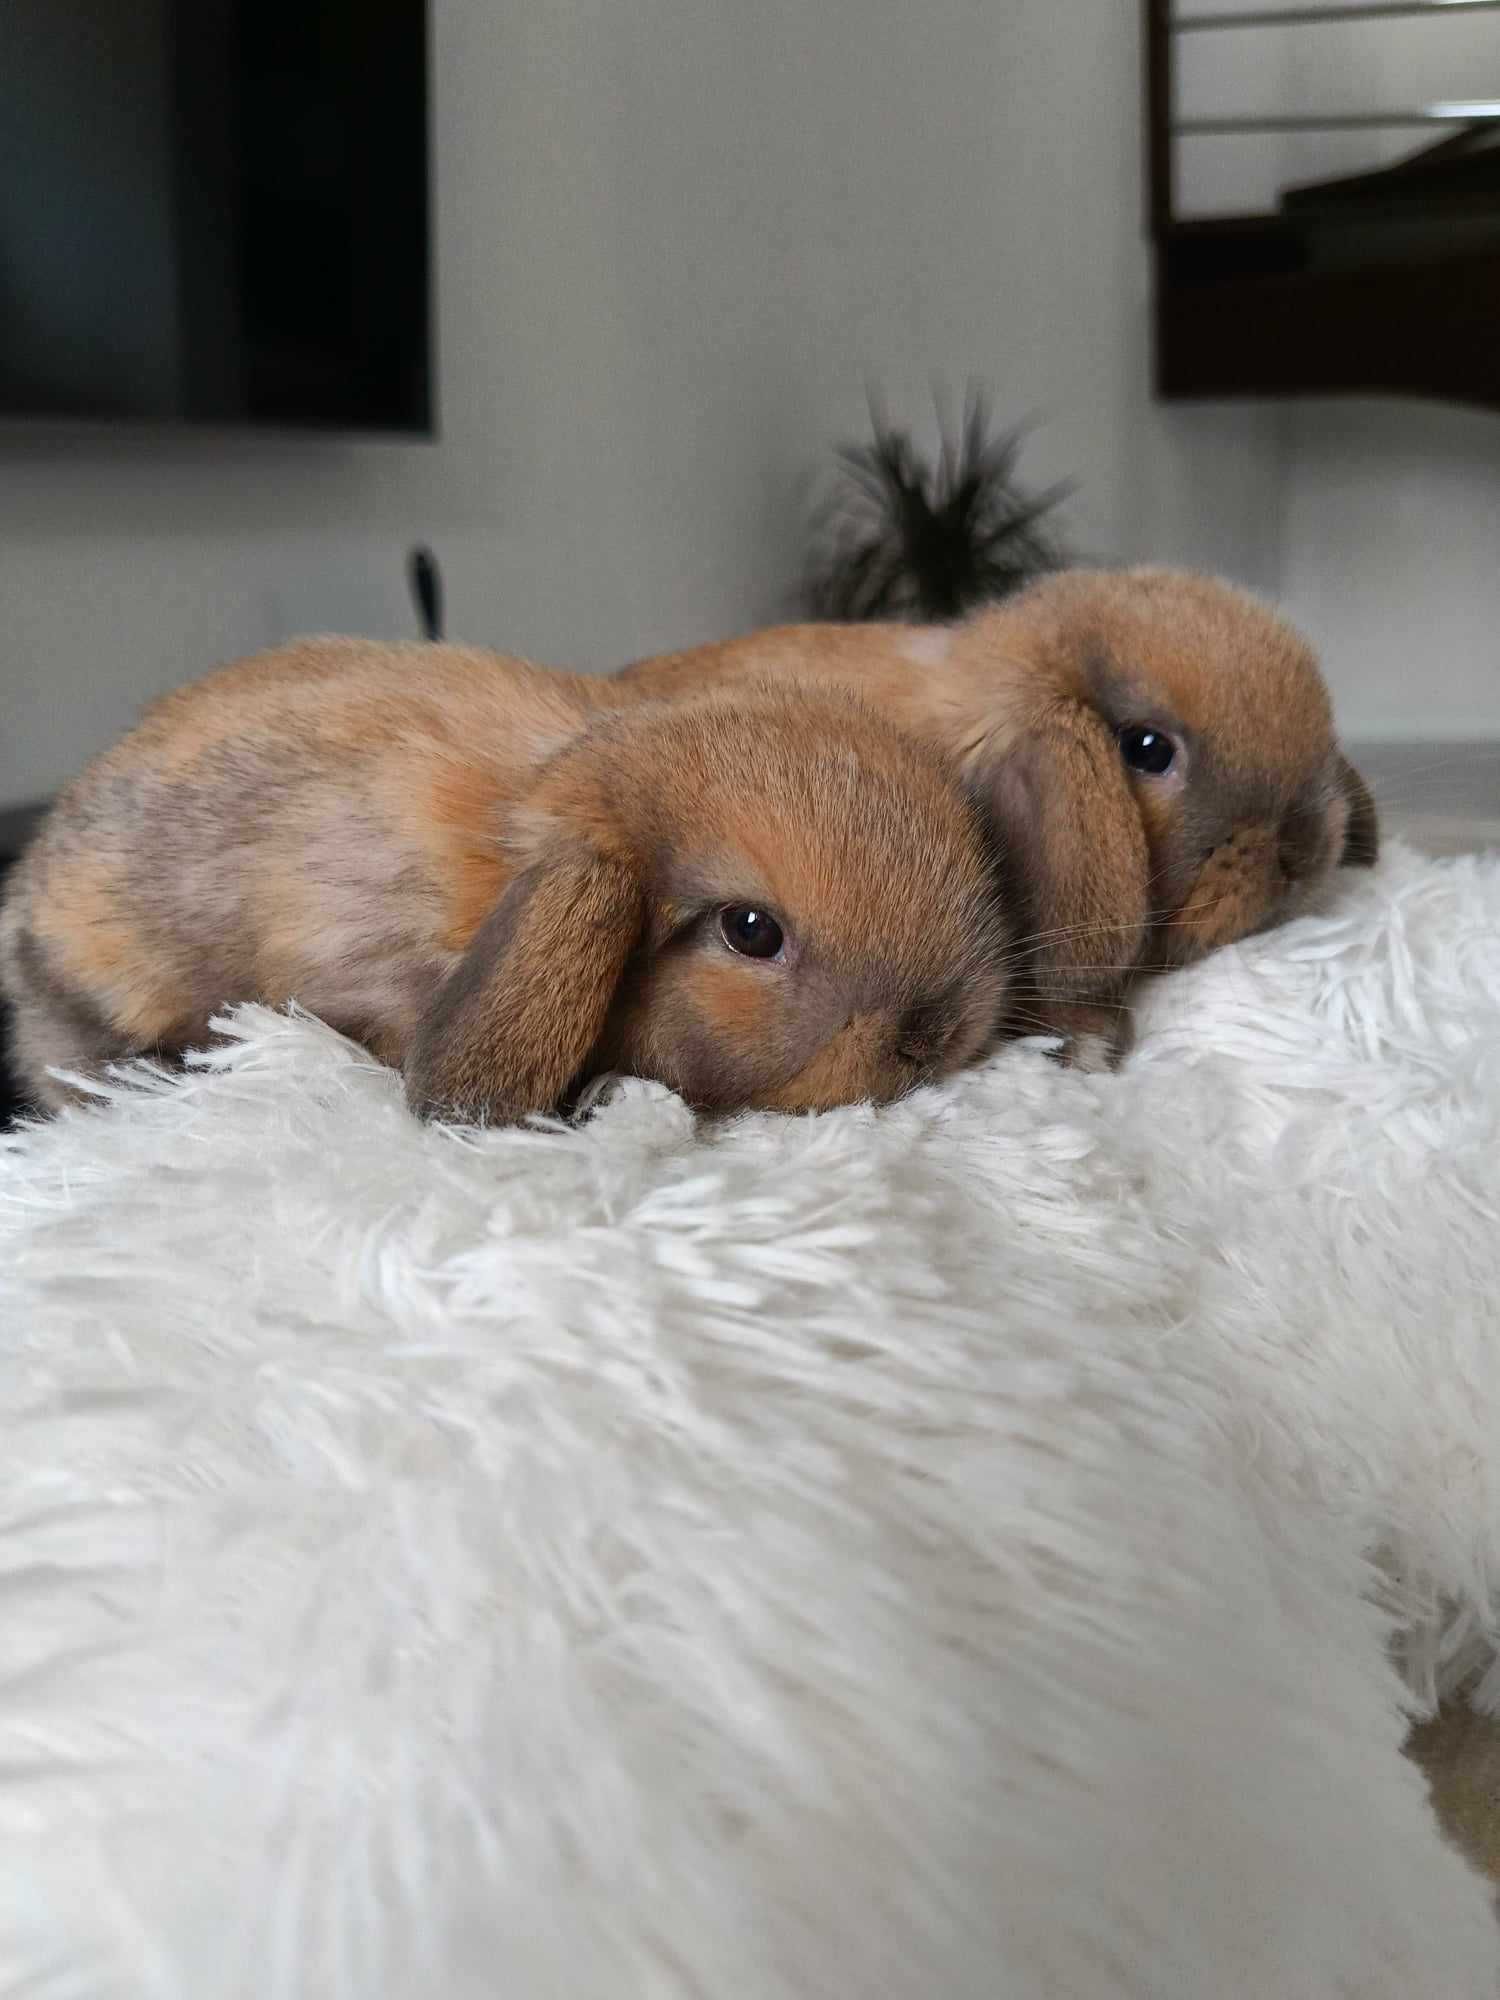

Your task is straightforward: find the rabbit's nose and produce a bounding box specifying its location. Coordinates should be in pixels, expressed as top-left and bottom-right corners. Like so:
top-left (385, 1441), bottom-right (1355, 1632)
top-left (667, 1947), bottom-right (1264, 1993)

top-left (894, 999), bottom-right (955, 1070)
top-left (1278, 801), bottom-right (1327, 885)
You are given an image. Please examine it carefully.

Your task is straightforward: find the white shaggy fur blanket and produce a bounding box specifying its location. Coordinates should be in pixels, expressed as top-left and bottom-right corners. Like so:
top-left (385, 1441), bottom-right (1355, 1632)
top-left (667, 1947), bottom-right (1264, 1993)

top-left (3, 842), bottom-right (1500, 1998)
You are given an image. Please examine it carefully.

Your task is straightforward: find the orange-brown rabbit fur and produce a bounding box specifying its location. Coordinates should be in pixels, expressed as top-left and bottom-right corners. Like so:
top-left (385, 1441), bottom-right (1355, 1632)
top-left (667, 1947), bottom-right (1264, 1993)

top-left (0, 640), bottom-right (1009, 1121)
top-left (614, 568), bottom-right (1378, 1064)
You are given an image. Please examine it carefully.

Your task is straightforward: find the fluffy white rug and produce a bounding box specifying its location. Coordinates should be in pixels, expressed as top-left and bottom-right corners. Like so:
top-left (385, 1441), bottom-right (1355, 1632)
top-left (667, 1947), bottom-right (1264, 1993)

top-left (2, 841), bottom-right (1500, 1998)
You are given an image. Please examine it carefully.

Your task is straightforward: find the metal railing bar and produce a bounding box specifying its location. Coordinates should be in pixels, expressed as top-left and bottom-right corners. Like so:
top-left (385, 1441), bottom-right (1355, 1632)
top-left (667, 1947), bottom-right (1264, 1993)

top-left (1175, 2), bottom-right (1500, 30)
top-left (1176, 108), bottom-right (1500, 130)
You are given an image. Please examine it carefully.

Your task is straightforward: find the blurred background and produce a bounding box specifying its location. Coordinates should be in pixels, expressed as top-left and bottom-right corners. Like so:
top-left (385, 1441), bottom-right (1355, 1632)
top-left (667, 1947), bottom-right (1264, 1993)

top-left (1, 0), bottom-right (1497, 849)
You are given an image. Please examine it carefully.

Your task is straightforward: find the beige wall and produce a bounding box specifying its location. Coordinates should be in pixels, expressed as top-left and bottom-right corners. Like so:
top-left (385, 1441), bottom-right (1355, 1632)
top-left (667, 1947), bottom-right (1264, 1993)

top-left (0, 0), bottom-right (1284, 806)
top-left (1282, 401), bottom-right (1500, 743)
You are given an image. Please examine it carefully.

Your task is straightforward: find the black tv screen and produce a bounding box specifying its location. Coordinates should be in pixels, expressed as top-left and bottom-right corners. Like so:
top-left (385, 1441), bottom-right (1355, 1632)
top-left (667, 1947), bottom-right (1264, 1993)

top-left (0, 0), bottom-right (432, 433)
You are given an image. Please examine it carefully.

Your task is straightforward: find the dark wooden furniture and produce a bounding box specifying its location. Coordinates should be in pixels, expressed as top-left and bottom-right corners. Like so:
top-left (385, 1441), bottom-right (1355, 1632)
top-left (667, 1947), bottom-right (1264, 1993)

top-left (1146, 1), bottom-right (1500, 407)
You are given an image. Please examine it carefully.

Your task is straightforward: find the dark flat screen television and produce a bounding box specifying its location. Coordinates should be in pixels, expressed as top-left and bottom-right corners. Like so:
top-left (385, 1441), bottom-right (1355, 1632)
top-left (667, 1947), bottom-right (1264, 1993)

top-left (1, 0), bottom-right (432, 434)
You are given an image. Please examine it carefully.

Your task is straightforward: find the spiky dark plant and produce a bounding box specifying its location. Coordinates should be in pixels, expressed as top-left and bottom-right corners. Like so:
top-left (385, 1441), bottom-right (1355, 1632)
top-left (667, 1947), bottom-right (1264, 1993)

top-left (805, 387), bottom-right (1070, 624)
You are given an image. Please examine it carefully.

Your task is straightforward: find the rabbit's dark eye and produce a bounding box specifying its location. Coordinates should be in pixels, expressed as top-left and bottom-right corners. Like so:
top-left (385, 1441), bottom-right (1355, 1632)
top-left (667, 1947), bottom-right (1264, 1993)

top-left (719, 906), bottom-right (784, 960)
top-left (1118, 726), bottom-right (1176, 777)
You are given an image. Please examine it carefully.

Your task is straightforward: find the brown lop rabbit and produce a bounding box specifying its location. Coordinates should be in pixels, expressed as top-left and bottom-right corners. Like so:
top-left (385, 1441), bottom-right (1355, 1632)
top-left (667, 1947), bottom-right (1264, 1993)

top-left (613, 567), bottom-right (1379, 1066)
top-left (0, 641), bottom-right (1009, 1122)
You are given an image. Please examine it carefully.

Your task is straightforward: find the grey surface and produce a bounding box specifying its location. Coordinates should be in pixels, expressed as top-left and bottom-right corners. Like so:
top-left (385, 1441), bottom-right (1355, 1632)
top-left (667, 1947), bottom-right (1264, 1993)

top-left (1347, 741), bottom-right (1500, 856)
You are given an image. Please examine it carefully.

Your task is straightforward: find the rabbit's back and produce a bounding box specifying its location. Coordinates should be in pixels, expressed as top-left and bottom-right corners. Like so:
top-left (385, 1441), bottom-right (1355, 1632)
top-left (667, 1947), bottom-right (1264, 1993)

top-left (1, 639), bottom-right (593, 1107)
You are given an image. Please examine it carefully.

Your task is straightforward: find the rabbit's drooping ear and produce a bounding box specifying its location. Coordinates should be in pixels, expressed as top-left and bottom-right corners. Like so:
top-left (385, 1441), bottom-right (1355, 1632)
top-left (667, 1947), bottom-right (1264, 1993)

top-left (1338, 757), bottom-right (1379, 868)
top-left (404, 847), bottom-right (644, 1125)
top-left (986, 702), bottom-right (1151, 1003)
